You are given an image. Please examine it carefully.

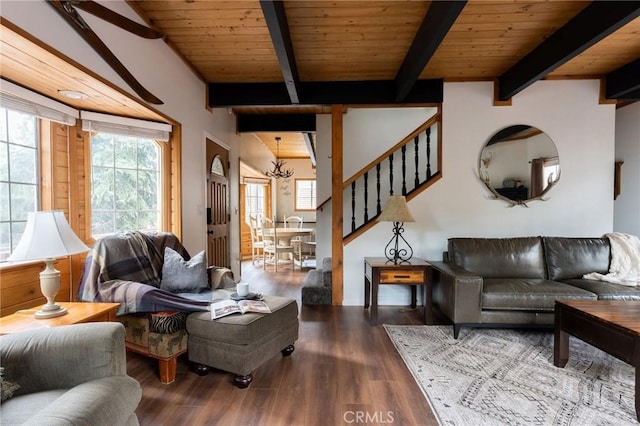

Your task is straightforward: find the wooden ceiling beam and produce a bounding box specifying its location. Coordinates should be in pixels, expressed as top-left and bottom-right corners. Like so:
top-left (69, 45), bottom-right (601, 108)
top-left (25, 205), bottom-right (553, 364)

top-left (209, 79), bottom-right (443, 107)
top-left (498, 2), bottom-right (640, 102)
top-left (236, 114), bottom-right (316, 132)
top-left (394, 1), bottom-right (467, 102)
top-left (260, 0), bottom-right (300, 104)
top-left (606, 58), bottom-right (640, 100)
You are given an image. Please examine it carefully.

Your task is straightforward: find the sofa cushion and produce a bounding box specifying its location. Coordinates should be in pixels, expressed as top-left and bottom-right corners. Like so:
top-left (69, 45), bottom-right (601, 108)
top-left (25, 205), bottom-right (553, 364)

top-left (448, 237), bottom-right (545, 279)
top-left (482, 278), bottom-right (597, 311)
top-left (543, 237), bottom-right (610, 281)
top-left (560, 278), bottom-right (640, 301)
top-left (160, 247), bottom-right (208, 293)
top-left (0, 390), bottom-right (66, 425)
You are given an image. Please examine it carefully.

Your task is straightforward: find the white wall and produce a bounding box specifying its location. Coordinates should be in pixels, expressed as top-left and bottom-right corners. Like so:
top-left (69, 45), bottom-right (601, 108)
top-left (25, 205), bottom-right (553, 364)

top-left (1, 1), bottom-right (242, 277)
top-left (322, 80), bottom-right (616, 305)
top-left (614, 103), bottom-right (640, 235)
top-left (274, 159), bottom-right (316, 222)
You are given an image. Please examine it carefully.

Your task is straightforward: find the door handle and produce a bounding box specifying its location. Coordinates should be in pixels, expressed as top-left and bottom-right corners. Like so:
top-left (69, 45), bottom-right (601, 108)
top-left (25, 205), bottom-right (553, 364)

top-left (207, 230), bottom-right (214, 235)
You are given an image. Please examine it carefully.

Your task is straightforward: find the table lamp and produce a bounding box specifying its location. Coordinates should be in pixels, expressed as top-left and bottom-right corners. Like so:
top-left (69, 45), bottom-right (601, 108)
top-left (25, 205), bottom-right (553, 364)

top-left (377, 195), bottom-right (415, 264)
top-left (7, 210), bottom-right (89, 319)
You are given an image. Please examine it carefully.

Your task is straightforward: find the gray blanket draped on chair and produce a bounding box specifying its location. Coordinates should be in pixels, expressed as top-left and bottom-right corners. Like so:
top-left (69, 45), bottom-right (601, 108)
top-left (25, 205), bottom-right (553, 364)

top-left (77, 231), bottom-right (211, 315)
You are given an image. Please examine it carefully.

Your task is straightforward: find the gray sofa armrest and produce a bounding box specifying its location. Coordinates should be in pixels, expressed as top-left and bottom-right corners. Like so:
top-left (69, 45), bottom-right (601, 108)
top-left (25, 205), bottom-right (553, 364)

top-left (430, 261), bottom-right (483, 324)
top-left (21, 376), bottom-right (141, 426)
top-left (0, 322), bottom-right (128, 395)
top-left (208, 266), bottom-right (235, 289)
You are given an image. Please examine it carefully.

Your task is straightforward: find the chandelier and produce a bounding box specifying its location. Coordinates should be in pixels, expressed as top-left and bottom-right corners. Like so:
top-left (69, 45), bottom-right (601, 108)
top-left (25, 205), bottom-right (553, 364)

top-left (265, 137), bottom-right (294, 179)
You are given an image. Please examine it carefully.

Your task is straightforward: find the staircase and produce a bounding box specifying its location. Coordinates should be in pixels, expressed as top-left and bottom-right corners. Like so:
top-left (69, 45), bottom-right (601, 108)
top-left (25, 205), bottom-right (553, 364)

top-left (343, 110), bottom-right (442, 243)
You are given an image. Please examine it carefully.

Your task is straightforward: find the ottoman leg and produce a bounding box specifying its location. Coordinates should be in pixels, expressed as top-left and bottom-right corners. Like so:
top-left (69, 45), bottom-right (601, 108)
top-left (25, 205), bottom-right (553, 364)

top-left (234, 373), bottom-right (253, 389)
top-left (281, 344), bottom-right (295, 357)
top-left (193, 363), bottom-right (211, 376)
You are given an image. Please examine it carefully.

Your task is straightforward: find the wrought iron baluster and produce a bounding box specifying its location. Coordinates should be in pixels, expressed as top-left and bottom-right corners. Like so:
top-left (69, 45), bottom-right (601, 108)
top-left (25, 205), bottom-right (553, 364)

top-left (363, 171), bottom-right (369, 222)
top-left (401, 145), bottom-right (407, 196)
top-left (351, 181), bottom-right (356, 232)
top-left (376, 163), bottom-right (381, 215)
top-left (389, 153), bottom-right (394, 196)
top-left (426, 127), bottom-right (432, 179)
top-left (414, 135), bottom-right (420, 189)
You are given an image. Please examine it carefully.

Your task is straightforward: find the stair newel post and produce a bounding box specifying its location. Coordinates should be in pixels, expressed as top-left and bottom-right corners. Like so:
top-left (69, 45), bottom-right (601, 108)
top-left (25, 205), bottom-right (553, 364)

top-left (389, 153), bottom-right (394, 196)
top-left (376, 163), bottom-right (381, 215)
top-left (426, 127), bottom-right (432, 179)
top-left (363, 171), bottom-right (369, 222)
top-left (401, 145), bottom-right (407, 196)
top-left (351, 181), bottom-right (356, 233)
top-left (414, 135), bottom-right (420, 190)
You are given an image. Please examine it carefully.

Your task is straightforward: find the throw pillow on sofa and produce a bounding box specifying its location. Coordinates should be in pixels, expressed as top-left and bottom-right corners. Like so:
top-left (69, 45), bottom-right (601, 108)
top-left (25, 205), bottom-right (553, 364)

top-left (161, 247), bottom-right (208, 293)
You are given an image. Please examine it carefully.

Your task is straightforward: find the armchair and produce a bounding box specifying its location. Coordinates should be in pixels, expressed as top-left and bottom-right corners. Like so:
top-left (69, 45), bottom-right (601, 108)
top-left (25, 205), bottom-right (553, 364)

top-left (0, 322), bottom-right (141, 426)
top-left (77, 231), bottom-right (234, 383)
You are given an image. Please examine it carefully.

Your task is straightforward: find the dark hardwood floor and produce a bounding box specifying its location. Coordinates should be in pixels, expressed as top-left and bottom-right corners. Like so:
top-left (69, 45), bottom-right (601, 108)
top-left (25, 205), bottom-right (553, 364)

top-left (128, 260), bottom-right (439, 425)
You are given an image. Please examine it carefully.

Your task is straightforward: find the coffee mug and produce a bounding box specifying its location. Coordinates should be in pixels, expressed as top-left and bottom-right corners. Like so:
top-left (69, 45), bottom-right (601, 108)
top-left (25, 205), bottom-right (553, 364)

top-left (236, 282), bottom-right (249, 297)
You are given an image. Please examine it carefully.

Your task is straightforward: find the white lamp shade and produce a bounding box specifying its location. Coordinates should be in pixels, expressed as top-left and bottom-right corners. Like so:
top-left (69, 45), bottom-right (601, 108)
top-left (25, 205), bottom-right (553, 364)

top-left (7, 210), bottom-right (89, 261)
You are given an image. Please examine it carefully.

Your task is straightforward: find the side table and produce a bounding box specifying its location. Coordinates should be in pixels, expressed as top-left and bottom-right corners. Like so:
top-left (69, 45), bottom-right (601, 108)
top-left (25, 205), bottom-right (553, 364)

top-left (364, 257), bottom-right (432, 325)
top-left (0, 302), bottom-right (120, 335)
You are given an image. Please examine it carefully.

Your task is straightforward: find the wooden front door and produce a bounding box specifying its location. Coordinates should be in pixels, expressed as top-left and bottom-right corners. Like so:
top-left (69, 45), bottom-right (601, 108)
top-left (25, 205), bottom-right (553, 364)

top-left (206, 140), bottom-right (230, 268)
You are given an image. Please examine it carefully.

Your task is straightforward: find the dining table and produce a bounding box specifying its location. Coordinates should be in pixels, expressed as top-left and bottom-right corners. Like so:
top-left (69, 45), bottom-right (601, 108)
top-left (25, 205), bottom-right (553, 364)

top-left (261, 227), bottom-right (315, 246)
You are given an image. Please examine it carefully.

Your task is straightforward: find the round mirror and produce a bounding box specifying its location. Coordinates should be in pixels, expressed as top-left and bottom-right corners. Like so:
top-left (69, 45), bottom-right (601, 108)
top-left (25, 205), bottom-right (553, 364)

top-left (479, 125), bottom-right (560, 205)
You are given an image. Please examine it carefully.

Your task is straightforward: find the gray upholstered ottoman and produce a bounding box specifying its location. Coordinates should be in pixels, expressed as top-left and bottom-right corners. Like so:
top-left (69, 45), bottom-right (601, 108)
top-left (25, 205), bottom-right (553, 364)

top-left (186, 295), bottom-right (299, 388)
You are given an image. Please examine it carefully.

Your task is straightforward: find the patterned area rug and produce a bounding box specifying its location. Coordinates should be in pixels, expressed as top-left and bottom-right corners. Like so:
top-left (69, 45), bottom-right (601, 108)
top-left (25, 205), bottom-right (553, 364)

top-left (384, 325), bottom-right (636, 425)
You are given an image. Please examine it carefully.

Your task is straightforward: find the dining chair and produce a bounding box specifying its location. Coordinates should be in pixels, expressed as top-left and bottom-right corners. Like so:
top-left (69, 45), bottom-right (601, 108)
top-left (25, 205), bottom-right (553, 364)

top-left (295, 230), bottom-right (316, 269)
top-left (284, 216), bottom-right (304, 262)
top-left (248, 215), bottom-right (264, 265)
top-left (262, 217), bottom-right (296, 272)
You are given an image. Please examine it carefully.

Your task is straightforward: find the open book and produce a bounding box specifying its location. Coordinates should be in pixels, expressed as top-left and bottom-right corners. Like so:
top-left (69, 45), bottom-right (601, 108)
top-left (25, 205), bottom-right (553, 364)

top-left (210, 299), bottom-right (271, 320)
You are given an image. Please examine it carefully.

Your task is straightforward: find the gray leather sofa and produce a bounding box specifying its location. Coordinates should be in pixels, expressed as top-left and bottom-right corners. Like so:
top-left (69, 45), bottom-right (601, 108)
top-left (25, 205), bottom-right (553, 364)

top-left (0, 322), bottom-right (142, 425)
top-left (431, 236), bottom-right (640, 338)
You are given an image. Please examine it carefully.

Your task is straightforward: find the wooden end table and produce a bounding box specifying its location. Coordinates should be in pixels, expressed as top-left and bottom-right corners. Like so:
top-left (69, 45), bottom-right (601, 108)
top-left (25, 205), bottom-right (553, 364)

top-left (0, 302), bottom-right (120, 335)
top-left (554, 300), bottom-right (640, 422)
top-left (364, 257), bottom-right (432, 325)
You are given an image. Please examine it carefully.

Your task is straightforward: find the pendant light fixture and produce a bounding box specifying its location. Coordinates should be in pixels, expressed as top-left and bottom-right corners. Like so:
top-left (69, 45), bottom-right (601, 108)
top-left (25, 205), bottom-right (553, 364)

top-left (265, 136), bottom-right (294, 179)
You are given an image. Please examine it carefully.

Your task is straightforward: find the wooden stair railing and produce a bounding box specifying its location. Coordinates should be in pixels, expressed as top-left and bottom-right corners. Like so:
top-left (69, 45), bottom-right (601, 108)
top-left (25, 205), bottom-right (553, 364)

top-left (343, 110), bottom-right (442, 244)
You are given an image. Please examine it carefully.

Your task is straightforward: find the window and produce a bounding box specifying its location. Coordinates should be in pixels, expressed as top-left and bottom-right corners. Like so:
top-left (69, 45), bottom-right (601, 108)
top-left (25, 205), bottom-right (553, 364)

top-left (295, 179), bottom-right (316, 211)
top-left (90, 133), bottom-right (161, 237)
top-left (0, 108), bottom-right (39, 261)
top-left (244, 183), bottom-right (265, 224)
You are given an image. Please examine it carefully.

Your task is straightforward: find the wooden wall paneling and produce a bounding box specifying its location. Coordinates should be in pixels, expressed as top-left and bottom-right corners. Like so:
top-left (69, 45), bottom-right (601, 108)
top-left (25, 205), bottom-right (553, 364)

top-left (68, 125), bottom-right (90, 298)
top-left (39, 122), bottom-right (54, 210)
top-left (169, 125), bottom-right (182, 238)
top-left (0, 259), bottom-right (71, 316)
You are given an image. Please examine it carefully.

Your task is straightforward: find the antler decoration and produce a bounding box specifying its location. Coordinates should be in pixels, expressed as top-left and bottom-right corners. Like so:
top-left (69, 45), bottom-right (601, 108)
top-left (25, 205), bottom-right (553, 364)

top-left (48, 0), bottom-right (164, 105)
top-left (478, 170), bottom-right (561, 208)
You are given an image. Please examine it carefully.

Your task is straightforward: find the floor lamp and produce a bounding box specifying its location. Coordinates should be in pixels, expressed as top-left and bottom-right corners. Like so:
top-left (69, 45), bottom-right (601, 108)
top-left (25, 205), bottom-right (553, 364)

top-left (7, 210), bottom-right (89, 319)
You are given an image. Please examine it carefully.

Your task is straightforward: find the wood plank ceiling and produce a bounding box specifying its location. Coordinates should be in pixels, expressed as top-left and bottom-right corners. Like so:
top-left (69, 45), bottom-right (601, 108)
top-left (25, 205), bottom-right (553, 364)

top-left (1, 1), bottom-right (640, 160)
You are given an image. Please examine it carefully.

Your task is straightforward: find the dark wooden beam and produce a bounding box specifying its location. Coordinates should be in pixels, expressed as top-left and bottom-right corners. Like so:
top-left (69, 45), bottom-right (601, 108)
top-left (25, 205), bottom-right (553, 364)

top-left (208, 79), bottom-right (443, 107)
top-left (606, 58), bottom-right (640, 100)
top-left (394, 1), bottom-right (467, 102)
top-left (236, 114), bottom-right (316, 132)
top-left (498, 2), bottom-right (640, 101)
top-left (259, 0), bottom-right (300, 104)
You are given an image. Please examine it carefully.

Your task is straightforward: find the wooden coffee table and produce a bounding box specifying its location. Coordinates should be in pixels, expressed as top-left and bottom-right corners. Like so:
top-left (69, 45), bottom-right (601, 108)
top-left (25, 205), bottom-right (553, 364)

top-left (554, 300), bottom-right (640, 422)
top-left (0, 302), bottom-right (120, 335)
